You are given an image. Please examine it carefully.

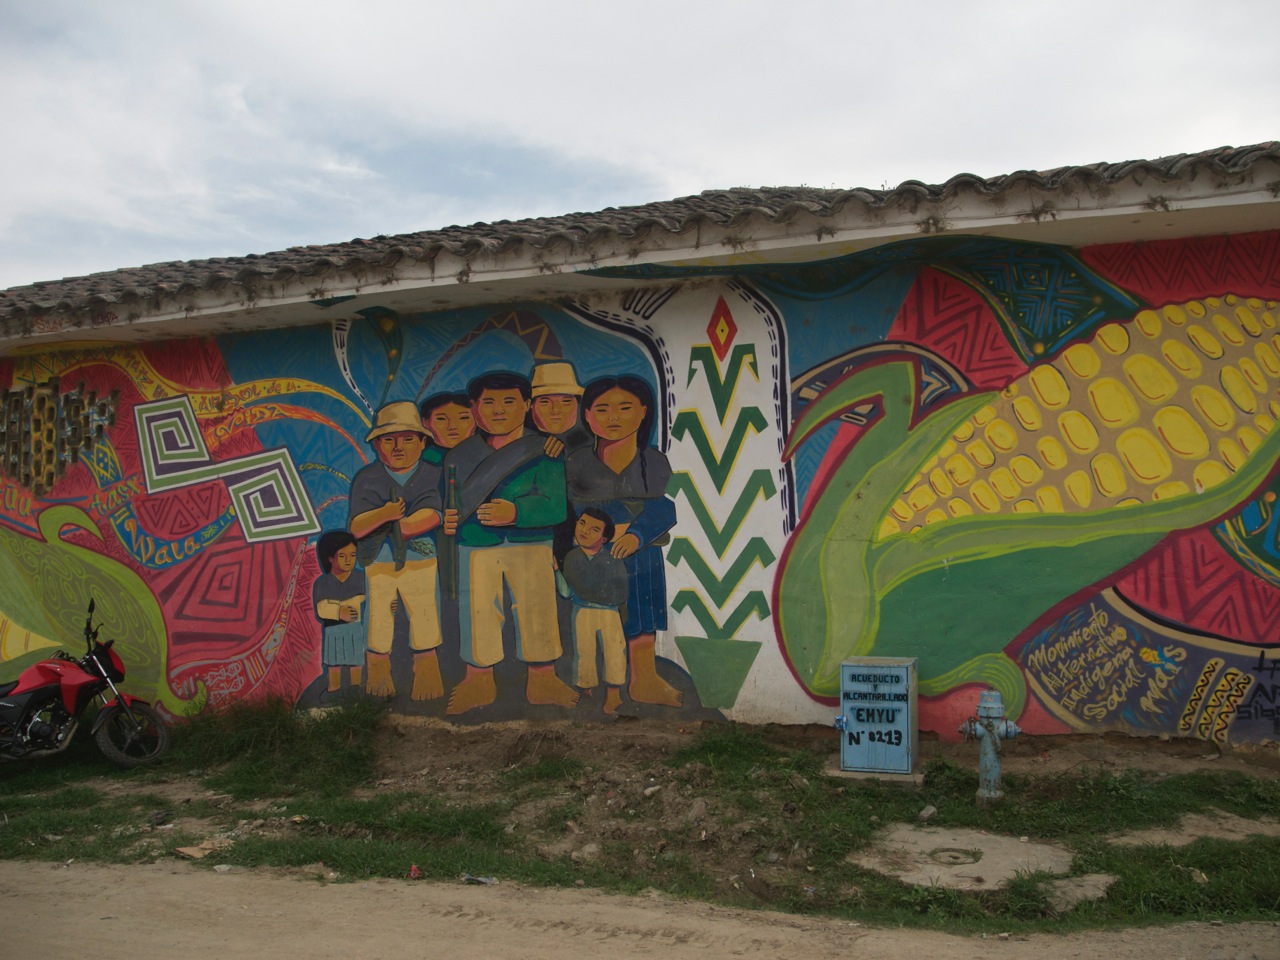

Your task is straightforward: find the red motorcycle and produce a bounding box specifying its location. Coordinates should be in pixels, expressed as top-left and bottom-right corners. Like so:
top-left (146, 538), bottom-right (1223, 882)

top-left (0, 598), bottom-right (170, 767)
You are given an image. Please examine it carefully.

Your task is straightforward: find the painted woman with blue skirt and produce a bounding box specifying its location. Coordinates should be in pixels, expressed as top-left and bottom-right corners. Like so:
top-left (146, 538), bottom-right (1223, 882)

top-left (566, 375), bottom-right (682, 707)
top-left (312, 530), bottom-right (366, 697)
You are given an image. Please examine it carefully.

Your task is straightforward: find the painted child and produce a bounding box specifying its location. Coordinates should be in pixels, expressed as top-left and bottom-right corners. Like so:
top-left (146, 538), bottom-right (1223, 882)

top-left (312, 530), bottom-right (366, 695)
top-left (556, 506), bottom-right (629, 714)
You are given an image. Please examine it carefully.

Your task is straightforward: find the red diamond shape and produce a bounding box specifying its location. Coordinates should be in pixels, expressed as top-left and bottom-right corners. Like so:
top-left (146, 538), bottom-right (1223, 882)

top-left (706, 296), bottom-right (737, 361)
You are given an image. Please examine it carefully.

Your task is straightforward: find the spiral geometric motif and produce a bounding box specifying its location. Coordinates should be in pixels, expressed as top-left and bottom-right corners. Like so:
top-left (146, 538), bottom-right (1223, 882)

top-left (134, 396), bottom-right (319, 543)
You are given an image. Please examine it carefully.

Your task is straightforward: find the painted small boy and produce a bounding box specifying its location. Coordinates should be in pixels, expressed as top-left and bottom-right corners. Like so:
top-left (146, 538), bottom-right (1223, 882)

top-left (556, 506), bottom-right (630, 714)
top-left (312, 530), bottom-right (366, 697)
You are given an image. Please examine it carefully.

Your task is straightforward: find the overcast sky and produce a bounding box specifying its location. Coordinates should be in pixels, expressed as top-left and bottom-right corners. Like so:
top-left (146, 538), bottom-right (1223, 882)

top-left (2, 0), bottom-right (1277, 289)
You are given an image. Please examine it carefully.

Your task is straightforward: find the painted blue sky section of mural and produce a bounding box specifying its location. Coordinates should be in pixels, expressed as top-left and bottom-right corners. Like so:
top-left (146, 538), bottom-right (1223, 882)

top-left (768, 269), bottom-right (916, 378)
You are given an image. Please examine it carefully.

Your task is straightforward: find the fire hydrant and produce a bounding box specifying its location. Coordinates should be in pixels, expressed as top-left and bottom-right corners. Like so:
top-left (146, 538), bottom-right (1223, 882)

top-left (958, 689), bottom-right (1020, 807)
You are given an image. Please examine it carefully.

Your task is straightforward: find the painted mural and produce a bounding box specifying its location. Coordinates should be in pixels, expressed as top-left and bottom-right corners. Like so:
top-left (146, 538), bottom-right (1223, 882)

top-left (1, 231), bottom-right (1279, 743)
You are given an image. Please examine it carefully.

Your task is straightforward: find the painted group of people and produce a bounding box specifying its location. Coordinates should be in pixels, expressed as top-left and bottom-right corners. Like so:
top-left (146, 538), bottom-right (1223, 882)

top-left (312, 362), bottom-right (683, 715)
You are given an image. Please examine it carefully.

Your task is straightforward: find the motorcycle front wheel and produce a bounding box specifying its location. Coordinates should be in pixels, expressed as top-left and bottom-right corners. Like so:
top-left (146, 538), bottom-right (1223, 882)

top-left (94, 703), bottom-right (171, 768)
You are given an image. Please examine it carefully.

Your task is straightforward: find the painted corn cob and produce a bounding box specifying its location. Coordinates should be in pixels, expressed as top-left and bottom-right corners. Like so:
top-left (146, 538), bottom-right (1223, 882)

top-left (777, 293), bottom-right (1280, 704)
top-left (880, 296), bottom-right (1280, 540)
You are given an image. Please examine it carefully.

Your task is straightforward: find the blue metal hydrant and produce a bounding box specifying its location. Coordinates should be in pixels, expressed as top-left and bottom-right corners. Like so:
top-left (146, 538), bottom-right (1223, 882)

top-left (958, 689), bottom-right (1021, 807)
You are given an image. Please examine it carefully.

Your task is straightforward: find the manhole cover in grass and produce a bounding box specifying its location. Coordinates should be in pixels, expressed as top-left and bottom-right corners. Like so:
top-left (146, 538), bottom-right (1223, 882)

top-left (928, 847), bottom-right (981, 865)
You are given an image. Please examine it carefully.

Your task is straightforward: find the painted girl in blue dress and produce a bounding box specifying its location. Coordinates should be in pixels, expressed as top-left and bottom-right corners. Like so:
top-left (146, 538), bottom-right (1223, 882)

top-left (566, 376), bottom-right (682, 707)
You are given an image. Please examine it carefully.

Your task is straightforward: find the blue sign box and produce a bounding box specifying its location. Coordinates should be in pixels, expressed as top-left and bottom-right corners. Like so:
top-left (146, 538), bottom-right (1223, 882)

top-left (838, 658), bottom-right (918, 774)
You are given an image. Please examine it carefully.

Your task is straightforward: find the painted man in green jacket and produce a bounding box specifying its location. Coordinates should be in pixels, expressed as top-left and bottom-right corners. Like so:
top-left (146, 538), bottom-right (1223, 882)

top-left (442, 371), bottom-right (579, 715)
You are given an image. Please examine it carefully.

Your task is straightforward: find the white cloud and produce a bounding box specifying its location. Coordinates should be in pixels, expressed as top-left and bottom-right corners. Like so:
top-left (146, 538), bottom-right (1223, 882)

top-left (2, 0), bottom-right (1277, 287)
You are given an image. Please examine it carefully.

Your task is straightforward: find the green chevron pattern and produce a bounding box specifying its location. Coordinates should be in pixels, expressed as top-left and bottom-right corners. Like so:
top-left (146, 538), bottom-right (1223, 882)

top-left (668, 470), bottom-right (777, 558)
top-left (668, 538), bottom-right (775, 607)
top-left (670, 408), bottom-right (767, 493)
top-left (672, 590), bottom-right (770, 640)
top-left (687, 345), bottom-right (759, 422)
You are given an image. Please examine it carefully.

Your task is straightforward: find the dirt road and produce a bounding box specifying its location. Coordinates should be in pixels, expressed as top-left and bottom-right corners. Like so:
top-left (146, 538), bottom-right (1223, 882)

top-left (2, 860), bottom-right (1275, 960)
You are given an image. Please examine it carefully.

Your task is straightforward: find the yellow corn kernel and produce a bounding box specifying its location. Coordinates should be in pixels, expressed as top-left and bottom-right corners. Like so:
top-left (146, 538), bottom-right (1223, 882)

top-left (1036, 486), bottom-right (1064, 512)
top-left (1001, 383), bottom-right (1019, 398)
top-left (938, 439), bottom-right (957, 458)
top-left (890, 499), bottom-right (914, 522)
top-left (1134, 309), bottom-right (1162, 339)
top-left (1220, 367), bottom-right (1258, 414)
top-left (1013, 499), bottom-right (1039, 513)
top-left (969, 480), bottom-right (1000, 513)
top-left (1117, 497), bottom-right (1144, 508)
top-left (1162, 339), bottom-right (1203, 378)
top-left (1219, 437), bottom-right (1246, 472)
top-left (1273, 334), bottom-right (1280, 356)
top-left (1061, 343), bottom-right (1101, 379)
top-left (878, 516), bottom-right (901, 540)
top-left (1185, 300), bottom-right (1207, 319)
top-left (1188, 324), bottom-right (1225, 359)
top-left (1029, 365), bottom-right (1071, 407)
top-left (947, 498), bottom-right (973, 517)
top-left (1036, 435), bottom-right (1068, 469)
top-left (1064, 470), bottom-right (1094, 507)
top-left (1123, 354), bottom-right (1178, 404)
top-left (1116, 427), bottom-right (1173, 484)
top-left (1225, 295), bottom-right (1238, 305)
top-left (1238, 426), bottom-right (1262, 454)
top-left (1213, 314), bottom-right (1245, 347)
top-left (952, 421), bottom-right (974, 442)
top-left (1153, 406), bottom-right (1210, 459)
top-left (1194, 460), bottom-right (1230, 492)
top-left (1191, 385), bottom-right (1237, 431)
top-left (1263, 310), bottom-right (1277, 329)
top-left (907, 485), bottom-right (937, 512)
top-left (929, 468), bottom-right (953, 498)
top-left (1010, 455), bottom-right (1044, 486)
top-left (1164, 303), bottom-right (1190, 324)
top-left (1271, 398), bottom-right (1280, 418)
top-left (1013, 396), bottom-right (1042, 431)
top-left (1255, 342), bottom-right (1280, 377)
top-left (966, 439), bottom-right (996, 468)
top-left (924, 508), bottom-right (947, 526)
top-left (1257, 413), bottom-right (1275, 434)
top-left (1206, 297), bottom-right (1223, 308)
top-left (1059, 410), bottom-right (1101, 454)
top-left (1236, 305), bottom-right (1262, 336)
top-left (1088, 378), bottom-right (1140, 428)
top-left (1091, 453), bottom-right (1129, 497)
top-left (1239, 357), bottom-right (1268, 393)
top-left (1153, 481), bottom-right (1190, 501)
top-left (973, 405), bottom-right (996, 426)
top-left (985, 419), bottom-right (1019, 453)
top-left (945, 454), bottom-right (976, 487)
top-left (1097, 323), bottom-right (1130, 355)
top-left (990, 467), bottom-right (1021, 501)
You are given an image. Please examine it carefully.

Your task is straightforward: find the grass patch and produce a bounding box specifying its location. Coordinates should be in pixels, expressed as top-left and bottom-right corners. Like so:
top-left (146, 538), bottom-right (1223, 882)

top-left (2, 715), bottom-right (1277, 934)
top-left (166, 695), bottom-right (386, 798)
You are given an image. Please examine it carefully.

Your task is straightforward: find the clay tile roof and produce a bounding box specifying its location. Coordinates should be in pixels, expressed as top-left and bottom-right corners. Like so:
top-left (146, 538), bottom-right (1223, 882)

top-left (3, 141), bottom-right (1278, 329)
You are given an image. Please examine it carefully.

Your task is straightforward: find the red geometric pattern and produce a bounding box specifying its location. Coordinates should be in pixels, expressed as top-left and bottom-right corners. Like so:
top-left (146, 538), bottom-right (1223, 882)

top-left (707, 295), bottom-right (738, 361)
top-left (168, 545), bottom-right (321, 707)
top-left (141, 339), bottom-right (233, 391)
top-left (888, 267), bottom-right (1030, 390)
top-left (1112, 527), bottom-right (1280, 645)
top-left (132, 485), bottom-right (230, 538)
top-left (1080, 232), bottom-right (1280, 305)
top-left (152, 534), bottom-right (303, 656)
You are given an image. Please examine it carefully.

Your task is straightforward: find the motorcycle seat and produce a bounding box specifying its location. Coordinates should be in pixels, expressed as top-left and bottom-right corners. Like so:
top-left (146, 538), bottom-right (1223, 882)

top-left (0, 680), bottom-right (16, 697)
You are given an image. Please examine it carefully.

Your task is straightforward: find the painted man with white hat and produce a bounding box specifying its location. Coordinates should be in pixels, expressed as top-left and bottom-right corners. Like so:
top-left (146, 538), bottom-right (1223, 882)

top-left (348, 401), bottom-right (457, 700)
